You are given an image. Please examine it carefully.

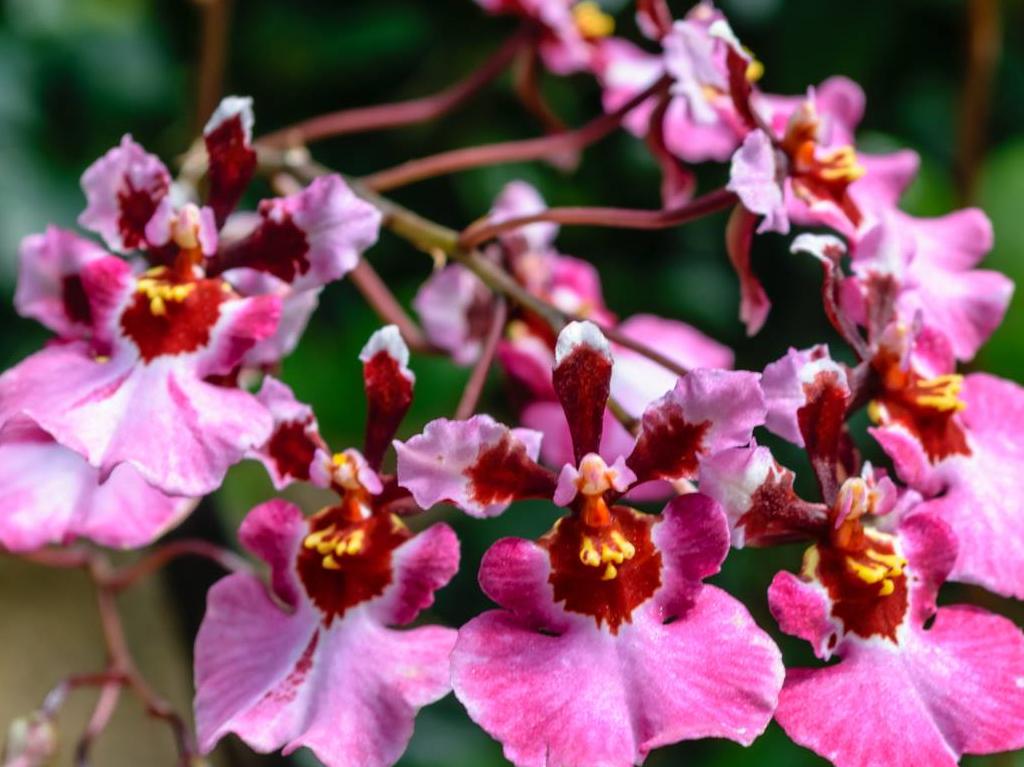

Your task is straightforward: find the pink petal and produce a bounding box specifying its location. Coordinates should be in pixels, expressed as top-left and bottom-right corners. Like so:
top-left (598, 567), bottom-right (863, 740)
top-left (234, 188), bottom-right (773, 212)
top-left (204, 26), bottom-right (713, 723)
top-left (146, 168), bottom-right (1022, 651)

top-left (609, 313), bottom-right (733, 418)
top-left (627, 368), bottom-right (765, 484)
top-left (553, 321), bottom-right (613, 462)
top-left (0, 417), bottom-right (192, 551)
top-left (496, 333), bottom-right (557, 398)
top-left (369, 522), bottom-right (460, 626)
top-left (204, 96), bottom-right (257, 226)
top-left (394, 416), bottom-right (555, 518)
top-left (594, 37), bottom-right (664, 137)
top-left (230, 175), bottom-right (382, 291)
top-left (452, 585), bottom-right (781, 767)
top-left (488, 180), bottom-right (558, 255)
top-left (762, 345), bottom-right (848, 447)
top-left (768, 571), bottom-right (841, 661)
top-left (15, 227), bottom-right (108, 338)
top-left (0, 343), bottom-right (274, 497)
top-left (725, 205), bottom-right (771, 335)
top-left (413, 265), bottom-right (491, 365)
top-left (727, 130), bottom-right (789, 235)
top-left (360, 326), bottom-right (415, 470)
top-left (78, 135), bottom-right (171, 252)
top-left (476, 536), bottom-right (573, 630)
top-left (238, 498), bottom-right (308, 608)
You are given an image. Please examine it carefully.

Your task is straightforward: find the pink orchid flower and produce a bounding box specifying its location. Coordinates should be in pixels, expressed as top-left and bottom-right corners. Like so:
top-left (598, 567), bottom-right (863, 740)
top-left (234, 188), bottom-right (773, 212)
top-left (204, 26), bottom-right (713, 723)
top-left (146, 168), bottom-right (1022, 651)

top-left (194, 326), bottom-right (459, 767)
top-left (395, 321), bottom-right (782, 766)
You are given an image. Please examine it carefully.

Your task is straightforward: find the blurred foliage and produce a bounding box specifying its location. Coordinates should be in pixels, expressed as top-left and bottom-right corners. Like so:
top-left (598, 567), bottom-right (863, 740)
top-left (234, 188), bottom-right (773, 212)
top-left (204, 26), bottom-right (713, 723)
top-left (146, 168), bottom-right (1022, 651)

top-left (1, 0), bottom-right (1023, 765)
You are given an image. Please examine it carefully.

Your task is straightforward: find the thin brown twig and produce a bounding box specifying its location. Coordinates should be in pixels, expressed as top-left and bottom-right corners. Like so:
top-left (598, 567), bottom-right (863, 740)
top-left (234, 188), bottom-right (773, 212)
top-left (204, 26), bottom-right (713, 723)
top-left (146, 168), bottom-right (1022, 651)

top-left (105, 539), bottom-right (250, 592)
top-left (361, 75), bottom-right (672, 192)
top-left (73, 681), bottom-right (122, 767)
top-left (193, 0), bottom-right (233, 128)
top-left (513, 46), bottom-right (570, 139)
top-left (459, 188), bottom-right (738, 249)
top-left (455, 298), bottom-right (507, 420)
top-left (257, 25), bottom-right (534, 148)
top-left (956, 0), bottom-right (1000, 203)
top-left (349, 259), bottom-right (436, 354)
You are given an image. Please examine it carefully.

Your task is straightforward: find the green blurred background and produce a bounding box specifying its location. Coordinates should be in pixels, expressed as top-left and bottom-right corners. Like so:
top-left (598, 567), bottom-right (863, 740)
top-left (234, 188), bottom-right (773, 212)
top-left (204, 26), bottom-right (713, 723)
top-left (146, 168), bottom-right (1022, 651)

top-left (0, 0), bottom-right (1022, 765)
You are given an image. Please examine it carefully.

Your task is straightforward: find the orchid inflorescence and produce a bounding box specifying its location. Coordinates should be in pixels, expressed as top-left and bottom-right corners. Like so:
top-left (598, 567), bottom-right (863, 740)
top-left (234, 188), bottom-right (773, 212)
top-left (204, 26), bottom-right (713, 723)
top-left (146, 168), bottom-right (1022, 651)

top-left (2, 2), bottom-right (1023, 767)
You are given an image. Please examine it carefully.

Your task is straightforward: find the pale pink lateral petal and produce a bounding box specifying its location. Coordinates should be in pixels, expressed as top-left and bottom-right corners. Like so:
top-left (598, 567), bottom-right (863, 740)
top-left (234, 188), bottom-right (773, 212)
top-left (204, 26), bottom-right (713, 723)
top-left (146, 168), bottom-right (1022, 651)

top-left (725, 205), bottom-right (771, 335)
top-left (413, 265), bottom-right (491, 365)
top-left (775, 645), bottom-right (960, 767)
top-left (237, 498), bottom-right (307, 608)
top-left (250, 377), bottom-right (325, 490)
top-left (0, 344), bottom-right (274, 497)
top-left (761, 345), bottom-right (848, 447)
top-left (224, 269), bottom-right (321, 369)
top-left (900, 374), bottom-right (1024, 598)
top-left (627, 369), bottom-right (765, 485)
top-left (0, 418), bottom-right (192, 552)
top-left (727, 130), bottom-right (789, 235)
top-left (232, 175), bottom-right (382, 291)
top-left (904, 605), bottom-right (1024, 757)
top-left (700, 444), bottom-right (827, 547)
top-left (360, 326), bottom-right (415, 470)
top-left (78, 135), bottom-right (171, 252)
top-left (287, 617), bottom-right (456, 767)
top-left (394, 416), bottom-right (556, 518)
top-left (476, 536), bottom-right (572, 631)
top-left (767, 571), bottom-right (841, 661)
top-left (553, 321), bottom-right (613, 463)
top-left (194, 574), bottom-right (322, 756)
top-left (204, 96), bottom-right (257, 226)
top-left (15, 227), bottom-right (107, 338)
top-left (369, 523), bottom-right (460, 626)
top-left (609, 314), bottom-right (733, 418)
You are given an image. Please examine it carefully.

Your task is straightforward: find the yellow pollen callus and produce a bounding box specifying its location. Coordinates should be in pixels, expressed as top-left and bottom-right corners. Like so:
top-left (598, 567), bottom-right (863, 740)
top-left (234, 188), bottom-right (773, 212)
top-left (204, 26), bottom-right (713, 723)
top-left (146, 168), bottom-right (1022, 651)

top-left (912, 374), bottom-right (966, 413)
top-left (578, 530), bottom-right (636, 581)
top-left (846, 547), bottom-right (907, 597)
top-left (573, 1), bottom-right (614, 39)
top-left (136, 277), bottom-right (195, 317)
top-left (817, 145), bottom-right (866, 183)
top-left (304, 524), bottom-right (366, 571)
top-left (744, 50), bottom-right (764, 83)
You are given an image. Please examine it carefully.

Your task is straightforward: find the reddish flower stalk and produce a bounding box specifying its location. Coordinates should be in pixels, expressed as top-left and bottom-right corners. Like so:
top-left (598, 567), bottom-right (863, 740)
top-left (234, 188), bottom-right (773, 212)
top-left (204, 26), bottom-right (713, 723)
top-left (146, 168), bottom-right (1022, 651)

top-left (361, 75), bottom-right (672, 192)
top-left (257, 25), bottom-right (534, 148)
top-left (458, 187), bottom-right (738, 249)
top-left (455, 297), bottom-right (507, 420)
top-left (513, 46), bottom-right (570, 137)
top-left (349, 258), bottom-right (435, 354)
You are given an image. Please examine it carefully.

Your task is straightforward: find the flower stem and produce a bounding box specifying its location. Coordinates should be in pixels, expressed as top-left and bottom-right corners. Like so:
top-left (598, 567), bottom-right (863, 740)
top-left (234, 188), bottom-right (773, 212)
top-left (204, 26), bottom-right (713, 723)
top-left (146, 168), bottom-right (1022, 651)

top-left (257, 25), bottom-right (534, 148)
top-left (458, 188), bottom-right (738, 249)
top-left (349, 258), bottom-right (436, 354)
top-left (361, 75), bottom-right (672, 192)
top-left (455, 298), bottom-right (507, 420)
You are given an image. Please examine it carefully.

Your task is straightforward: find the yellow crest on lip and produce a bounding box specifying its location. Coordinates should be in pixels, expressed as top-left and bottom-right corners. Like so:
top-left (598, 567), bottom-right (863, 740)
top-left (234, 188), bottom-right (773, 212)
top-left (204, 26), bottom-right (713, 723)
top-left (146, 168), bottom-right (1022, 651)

top-left (573, 1), bottom-right (614, 39)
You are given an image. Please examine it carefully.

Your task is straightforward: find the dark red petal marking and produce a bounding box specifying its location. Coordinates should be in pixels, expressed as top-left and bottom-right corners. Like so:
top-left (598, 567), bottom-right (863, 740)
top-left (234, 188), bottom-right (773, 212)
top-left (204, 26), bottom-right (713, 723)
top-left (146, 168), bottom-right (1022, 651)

top-left (296, 506), bottom-right (411, 625)
top-left (542, 506), bottom-right (662, 633)
top-left (266, 418), bottom-right (318, 483)
top-left (797, 370), bottom-right (849, 505)
top-left (738, 464), bottom-right (829, 546)
top-left (645, 96), bottom-right (696, 207)
top-left (61, 274), bottom-right (93, 326)
top-left (724, 47), bottom-right (757, 130)
top-left (465, 433), bottom-right (557, 507)
top-left (362, 350), bottom-right (414, 470)
top-left (553, 344), bottom-right (612, 464)
top-left (626, 404), bottom-right (710, 485)
top-left (120, 277), bottom-right (227, 361)
top-left (815, 530), bottom-right (908, 642)
top-left (205, 114), bottom-right (257, 226)
top-left (725, 204), bottom-right (770, 335)
top-left (262, 632), bottom-right (319, 705)
top-left (117, 175), bottom-right (169, 250)
top-left (220, 211), bottom-right (310, 283)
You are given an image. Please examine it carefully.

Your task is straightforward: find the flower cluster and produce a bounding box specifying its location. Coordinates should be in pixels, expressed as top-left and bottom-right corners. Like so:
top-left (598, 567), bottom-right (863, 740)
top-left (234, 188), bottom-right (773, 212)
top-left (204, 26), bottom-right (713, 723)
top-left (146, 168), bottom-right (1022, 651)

top-left (3, 2), bottom-right (1024, 767)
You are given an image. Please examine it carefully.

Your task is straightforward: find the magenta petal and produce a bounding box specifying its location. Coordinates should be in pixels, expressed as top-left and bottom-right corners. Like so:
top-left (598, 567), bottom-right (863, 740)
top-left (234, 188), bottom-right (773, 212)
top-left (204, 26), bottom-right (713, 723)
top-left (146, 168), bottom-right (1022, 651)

top-left (15, 227), bottom-right (107, 338)
top-left (238, 498), bottom-right (307, 607)
top-left (394, 416), bottom-right (555, 518)
top-left (452, 585), bottom-right (781, 767)
top-left (78, 135), bottom-right (171, 252)
top-left (768, 571), bottom-right (840, 661)
top-left (0, 417), bottom-right (192, 551)
top-left (477, 537), bottom-right (572, 630)
top-left (370, 523), bottom-right (460, 626)
top-left (650, 493), bottom-right (729, 613)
